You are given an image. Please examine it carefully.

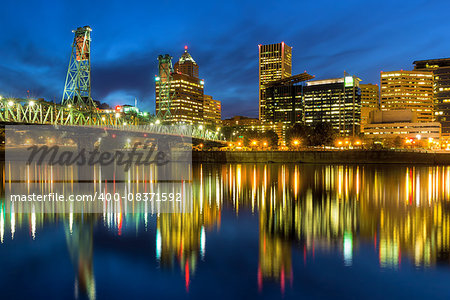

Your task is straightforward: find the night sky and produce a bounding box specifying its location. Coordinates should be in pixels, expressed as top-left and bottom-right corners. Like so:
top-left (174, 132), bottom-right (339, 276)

top-left (1, 0), bottom-right (450, 118)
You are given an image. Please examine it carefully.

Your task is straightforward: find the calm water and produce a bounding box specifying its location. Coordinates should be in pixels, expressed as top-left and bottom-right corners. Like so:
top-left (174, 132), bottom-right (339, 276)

top-left (2, 163), bottom-right (450, 299)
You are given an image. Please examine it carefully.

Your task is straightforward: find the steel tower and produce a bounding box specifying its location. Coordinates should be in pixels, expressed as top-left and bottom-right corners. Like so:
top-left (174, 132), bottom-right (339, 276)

top-left (156, 54), bottom-right (175, 120)
top-left (62, 26), bottom-right (96, 108)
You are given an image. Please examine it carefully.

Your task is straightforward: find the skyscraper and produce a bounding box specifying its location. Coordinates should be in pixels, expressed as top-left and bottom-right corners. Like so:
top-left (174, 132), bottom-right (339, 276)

top-left (263, 73), bottom-right (314, 125)
top-left (258, 42), bottom-right (292, 122)
top-left (380, 70), bottom-right (434, 122)
top-left (414, 58), bottom-right (450, 136)
top-left (174, 46), bottom-right (199, 78)
top-left (360, 84), bottom-right (379, 131)
top-left (155, 47), bottom-right (204, 124)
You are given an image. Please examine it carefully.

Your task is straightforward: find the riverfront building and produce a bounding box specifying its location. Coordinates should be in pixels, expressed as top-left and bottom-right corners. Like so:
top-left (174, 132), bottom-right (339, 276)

top-left (380, 70), bottom-right (434, 123)
top-left (259, 42), bottom-right (292, 122)
top-left (414, 58), bottom-right (450, 136)
top-left (363, 110), bottom-right (441, 140)
top-left (222, 116), bottom-right (260, 127)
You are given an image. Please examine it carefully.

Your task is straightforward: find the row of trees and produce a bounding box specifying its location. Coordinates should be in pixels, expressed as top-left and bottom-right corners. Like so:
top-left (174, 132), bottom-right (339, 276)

top-left (286, 122), bottom-right (336, 146)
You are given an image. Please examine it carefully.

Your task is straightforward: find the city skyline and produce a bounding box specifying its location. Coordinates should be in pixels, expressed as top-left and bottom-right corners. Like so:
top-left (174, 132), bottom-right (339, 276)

top-left (1, 0), bottom-right (450, 118)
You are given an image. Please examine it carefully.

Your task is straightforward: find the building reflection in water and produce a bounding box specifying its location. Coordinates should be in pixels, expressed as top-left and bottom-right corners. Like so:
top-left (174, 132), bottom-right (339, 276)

top-left (2, 163), bottom-right (450, 297)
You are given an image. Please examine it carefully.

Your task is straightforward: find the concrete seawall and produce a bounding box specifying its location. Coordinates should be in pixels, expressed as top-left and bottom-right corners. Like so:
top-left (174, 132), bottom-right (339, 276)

top-left (192, 150), bottom-right (450, 164)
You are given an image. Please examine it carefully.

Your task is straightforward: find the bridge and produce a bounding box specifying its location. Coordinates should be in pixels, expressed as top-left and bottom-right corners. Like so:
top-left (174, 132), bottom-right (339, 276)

top-left (0, 97), bottom-right (222, 142)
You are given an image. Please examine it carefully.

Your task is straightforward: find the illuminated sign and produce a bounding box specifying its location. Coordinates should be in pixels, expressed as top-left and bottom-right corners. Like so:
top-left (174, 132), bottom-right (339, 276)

top-left (344, 76), bottom-right (354, 87)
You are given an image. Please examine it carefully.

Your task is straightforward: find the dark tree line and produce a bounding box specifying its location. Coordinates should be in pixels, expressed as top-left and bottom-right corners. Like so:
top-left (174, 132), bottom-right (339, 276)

top-left (286, 122), bottom-right (336, 146)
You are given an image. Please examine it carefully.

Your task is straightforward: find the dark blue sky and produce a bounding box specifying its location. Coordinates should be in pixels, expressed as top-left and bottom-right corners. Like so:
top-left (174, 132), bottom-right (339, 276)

top-left (1, 0), bottom-right (450, 118)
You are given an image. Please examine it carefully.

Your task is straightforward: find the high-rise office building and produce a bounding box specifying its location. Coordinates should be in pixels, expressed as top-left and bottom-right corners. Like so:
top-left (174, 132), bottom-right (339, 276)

top-left (263, 73), bottom-right (314, 125)
top-left (155, 48), bottom-right (204, 124)
top-left (203, 95), bottom-right (221, 125)
top-left (414, 58), bottom-right (450, 136)
top-left (360, 84), bottom-right (379, 131)
top-left (258, 42), bottom-right (292, 122)
top-left (264, 74), bottom-right (361, 137)
top-left (380, 70), bottom-right (434, 122)
top-left (304, 76), bottom-right (361, 136)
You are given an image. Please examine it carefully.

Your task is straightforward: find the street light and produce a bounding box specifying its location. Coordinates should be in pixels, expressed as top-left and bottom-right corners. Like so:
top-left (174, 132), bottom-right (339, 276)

top-left (115, 113), bottom-right (120, 118)
top-left (8, 100), bottom-right (14, 107)
top-left (155, 119), bottom-right (160, 125)
top-left (251, 140), bottom-right (258, 146)
top-left (199, 125), bottom-right (203, 130)
top-left (292, 140), bottom-right (300, 146)
top-left (67, 104), bottom-right (72, 108)
top-left (29, 100), bottom-right (35, 107)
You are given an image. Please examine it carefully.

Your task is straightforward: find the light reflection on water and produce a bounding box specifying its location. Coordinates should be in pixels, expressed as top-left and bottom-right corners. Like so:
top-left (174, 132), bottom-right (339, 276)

top-left (1, 163), bottom-right (450, 298)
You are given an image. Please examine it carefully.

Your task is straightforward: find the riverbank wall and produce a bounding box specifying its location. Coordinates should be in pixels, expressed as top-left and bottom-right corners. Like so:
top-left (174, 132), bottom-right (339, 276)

top-left (192, 150), bottom-right (450, 164)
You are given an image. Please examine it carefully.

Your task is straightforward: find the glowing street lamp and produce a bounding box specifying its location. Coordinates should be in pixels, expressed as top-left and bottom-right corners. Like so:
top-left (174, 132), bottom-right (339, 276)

top-left (251, 140), bottom-right (258, 146)
top-left (8, 100), bottom-right (14, 107)
top-left (263, 141), bottom-right (268, 147)
top-left (155, 119), bottom-right (160, 125)
top-left (292, 140), bottom-right (300, 146)
top-left (115, 113), bottom-right (121, 118)
top-left (29, 100), bottom-right (35, 107)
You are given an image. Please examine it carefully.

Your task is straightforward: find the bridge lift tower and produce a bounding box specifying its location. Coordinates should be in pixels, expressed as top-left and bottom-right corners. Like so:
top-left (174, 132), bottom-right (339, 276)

top-left (155, 54), bottom-right (176, 120)
top-left (62, 26), bottom-right (97, 109)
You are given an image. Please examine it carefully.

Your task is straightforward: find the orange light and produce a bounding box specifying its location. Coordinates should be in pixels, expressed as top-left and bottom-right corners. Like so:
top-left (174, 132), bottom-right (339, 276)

top-left (228, 143), bottom-right (232, 147)
top-left (199, 143), bottom-right (203, 148)
top-left (263, 142), bottom-right (268, 147)
top-left (292, 140), bottom-right (300, 146)
top-left (251, 140), bottom-right (257, 146)
top-left (338, 141), bottom-right (343, 146)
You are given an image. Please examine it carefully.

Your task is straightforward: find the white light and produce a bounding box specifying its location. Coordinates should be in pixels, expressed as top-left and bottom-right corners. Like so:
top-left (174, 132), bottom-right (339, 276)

top-left (416, 134), bottom-right (422, 140)
top-left (155, 119), bottom-right (160, 125)
top-left (101, 117), bottom-right (106, 121)
top-left (8, 101), bottom-right (14, 107)
top-left (199, 125), bottom-right (203, 130)
top-left (67, 104), bottom-right (72, 108)
top-left (29, 101), bottom-right (35, 106)
top-left (126, 138), bottom-right (131, 143)
top-left (115, 113), bottom-right (120, 118)
top-left (123, 122), bottom-right (127, 125)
